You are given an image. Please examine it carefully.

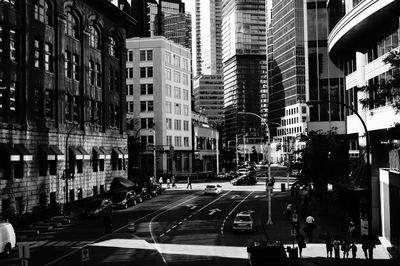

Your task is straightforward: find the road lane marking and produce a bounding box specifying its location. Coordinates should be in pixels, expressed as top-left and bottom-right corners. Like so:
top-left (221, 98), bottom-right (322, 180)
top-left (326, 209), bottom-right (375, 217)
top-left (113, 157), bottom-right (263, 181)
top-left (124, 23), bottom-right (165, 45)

top-left (208, 208), bottom-right (221, 215)
top-left (45, 192), bottom-right (200, 266)
top-left (220, 191), bottom-right (254, 235)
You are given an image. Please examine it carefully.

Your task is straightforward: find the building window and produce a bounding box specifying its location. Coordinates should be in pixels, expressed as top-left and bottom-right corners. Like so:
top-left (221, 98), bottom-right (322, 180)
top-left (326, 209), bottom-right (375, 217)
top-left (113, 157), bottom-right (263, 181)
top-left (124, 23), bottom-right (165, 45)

top-left (89, 100), bottom-right (95, 123)
top-left (45, 89), bottom-right (54, 120)
top-left (183, 74), bottom-right (189, 85)
top-left (95, 101), bottom-right (102, 125)
top-left (65, 12), bottom-right (79, 39)
top-left (73, 96), bottom-right (80, 122)
top-left (140, 67), bottom-right (153, 78)
top-left (89, 26), bottom-right (100, 49)
top-left (166, 101), bottom-right (171, 113)
top-left (141, 118), bottom-right (153, 129)
top-left (166, 84), bottom-right (171, 96)
top-left (127, 84), bottom-right (133, 95)
top-left (95, 63), bottom-right (101, 88)
top-left (9, 81), bottom-right (16, 112)
top-left (34, 87), bottom-right (43, 117)
top-left (141, 84), bottom-right (153, 95)
top-left (183, 120), bottom-right (189, 131)
top-left (165, 51), bottom-right (171, 64)
top-left (65, 50), bottom-right (71, 78)
top-left (127, 67), bottom-right (133, 79)
top-left (140, 50), bottom-right (153, 61)
top-left (166, 118), bottom-right (172, 129)
top-left (65, 94), bottom-right (72, 122)
top-left (34, 39), bottom-right (41, 68)
top-left (72, 53), bottom-right (79, 81)
top-left (174, 103), bottom-right (181, 115)
top-left (114, 70), bottom-right (119, 92)
top-left (183, 89), bottom-right (188, 100)
top-left (174, 71), bottom-right (180, 83)
top-left (183, 105), bottom-right (189, 116)
top-left (108, 36), bottom-right (117, 57)
top-left (174, 119), bottom-right (181, 130)
top-left (10, 30), bottom-right (17, 62)
top-left (175, 136), bottom-right (182, 147)
top-left (44, 42), bottom-right (53, 72)
top-left (165, 68), bottom-right (171, 80)
top-left (109, 67), bottom-right (114, 90)
top-left (34, 0), bottom-right (45, 23)
top-left (183, 58), bottom-right (188, 70)
top-left (0, 26), bottom-right (3, 56)
top-left (114, 105), bottom-right (119, 128)
top-left (89, 60), bottom-right (95, 85)
top-left (140, 101), bottom-right (153, 112)
top-left (173, 55), bottom-right (180, 67)
top-left (174, 87), bottom-right (181, 99)
top-left (128, 50), bottom-right (133, 62)
top-left (128, 101), bottom-right (134, 113)
top-left (167, 136), bottom-right (172, 145)
top-left (184, 137), bottom-right (189, 147)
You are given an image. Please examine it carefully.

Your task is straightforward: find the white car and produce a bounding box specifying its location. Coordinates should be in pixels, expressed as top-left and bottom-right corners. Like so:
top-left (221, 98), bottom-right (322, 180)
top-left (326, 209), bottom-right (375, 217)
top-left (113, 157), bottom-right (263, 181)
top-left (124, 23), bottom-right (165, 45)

top-left (237, 168), bottom-right (250, 175)
top-left (204, 184), bottom-right (222, 195)
top-left (0, 221), bottom-right (16, 256)
top-left (232, 211), bottom-right (254, 232)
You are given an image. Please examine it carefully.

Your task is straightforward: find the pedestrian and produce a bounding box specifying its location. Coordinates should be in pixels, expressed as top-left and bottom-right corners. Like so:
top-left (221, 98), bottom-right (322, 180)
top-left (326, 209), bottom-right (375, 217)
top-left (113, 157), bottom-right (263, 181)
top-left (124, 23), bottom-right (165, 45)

top-left (332, 237), bottom-right (341, 259)
top-left (305, 215), bottom-right (315, 242)
top-left (297, 233), bottom-right (306, 257)
top-left (295, 184), bottom-right (300, 196)
top-left (103, 210), bottom-right (112, 234)
top-left (290, 184), bottom-right (295, 197)
top-left (342, 238), bottom-right (350, 258)
top-left (172, 175), bottom-right (176, 188)
top-left (348, 220), bottom-right (356, 237)
top-left (350, 241), bottom-right (357, 259)
top-left (159, 176), bottom-right (163, 187)
top-left (368, 235), bottom-right (376, 260)
top-left (362, 234), bottom-right (369, 259)
top-left (285, 202), bottom-right (293, 218)
top-left (166, 177), bottom-right (171, 188)
top-left (325, 232), bottom-right (333, 258)
top-left (186, 176), bottom-right (192, 189)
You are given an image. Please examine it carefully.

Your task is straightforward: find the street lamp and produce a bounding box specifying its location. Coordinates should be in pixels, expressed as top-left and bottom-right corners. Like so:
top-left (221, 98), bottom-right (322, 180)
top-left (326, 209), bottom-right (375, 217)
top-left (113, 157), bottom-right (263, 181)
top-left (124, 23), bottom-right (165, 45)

top-left (238, 111), bottom-right (273, 225)
top-left (64, 122), bottom-right (80, 212)
top-left (306, 100), bottom-right (372, 245)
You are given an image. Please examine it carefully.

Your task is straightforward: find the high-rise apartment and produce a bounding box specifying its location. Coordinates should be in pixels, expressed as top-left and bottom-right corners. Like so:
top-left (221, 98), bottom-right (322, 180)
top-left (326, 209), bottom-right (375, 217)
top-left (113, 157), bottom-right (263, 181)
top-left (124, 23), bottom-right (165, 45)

top-left (222, 0), bottom-right (267, 147)
top-left (126, 36), bottom-right (192, 177)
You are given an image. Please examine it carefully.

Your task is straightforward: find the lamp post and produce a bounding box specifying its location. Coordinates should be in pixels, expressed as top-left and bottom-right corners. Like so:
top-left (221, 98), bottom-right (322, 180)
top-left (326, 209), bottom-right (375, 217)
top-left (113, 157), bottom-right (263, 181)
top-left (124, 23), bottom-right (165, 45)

top-left (228, 138), bottom-right (239, 171)
top-left (238, 111), bottom-right (273, 225)
top-left (306, 100), bottom-right (372, 247)
top-left (209, 121), bottom-right (220, 174)
top-left (64, 122), bottom-right (79, 212)
top-left (150, 128), bottom-right (157, 180)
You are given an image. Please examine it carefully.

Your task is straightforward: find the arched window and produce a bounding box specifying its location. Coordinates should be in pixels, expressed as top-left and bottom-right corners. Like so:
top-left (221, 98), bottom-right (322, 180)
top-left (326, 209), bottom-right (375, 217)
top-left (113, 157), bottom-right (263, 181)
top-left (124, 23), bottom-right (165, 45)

top-left (89, 26), bottom-right (100, 49)
top-left (65, 12), bottom-right (79, 39)
top-left (35, 0), bottom-right (52, 26)
top-left (45, 1), bottom-right (52, 26)
top-left (108, 36), bottom-right (117, 57)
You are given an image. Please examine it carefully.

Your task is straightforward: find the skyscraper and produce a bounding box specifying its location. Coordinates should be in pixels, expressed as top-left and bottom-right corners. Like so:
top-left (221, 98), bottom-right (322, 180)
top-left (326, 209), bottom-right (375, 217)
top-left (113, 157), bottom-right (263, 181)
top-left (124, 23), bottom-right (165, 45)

top-left (222, 0), bottom-right (267, 146)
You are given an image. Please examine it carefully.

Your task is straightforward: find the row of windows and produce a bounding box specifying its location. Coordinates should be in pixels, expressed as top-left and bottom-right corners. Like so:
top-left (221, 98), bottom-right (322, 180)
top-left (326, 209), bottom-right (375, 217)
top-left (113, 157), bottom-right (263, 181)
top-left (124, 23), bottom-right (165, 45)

top-left (165, 136), bottom-right (189, 147)
top-left (166, 85), bottom-right (189, 100)
top-left (165, 51), bottom-right (189, 70)
top-left (0, 28), bottom-right (17, 62)
top-left (127, 49), bottom-right (153, 62)
top-left (34, 40), bottom-right (53, 72)
top-left (166, 118), bottom-right (190, 131)
top-left (277, 126), bottom-right (303, 136)
top-left (165, 102), bottom-right (189, 115)
top-left (165, 68), bottom-right (189, 85)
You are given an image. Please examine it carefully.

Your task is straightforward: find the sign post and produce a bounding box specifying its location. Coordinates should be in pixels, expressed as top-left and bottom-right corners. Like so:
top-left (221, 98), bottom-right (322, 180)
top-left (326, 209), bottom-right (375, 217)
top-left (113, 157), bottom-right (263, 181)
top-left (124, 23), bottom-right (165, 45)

top-left (18, 242), bottom-right (30, 266)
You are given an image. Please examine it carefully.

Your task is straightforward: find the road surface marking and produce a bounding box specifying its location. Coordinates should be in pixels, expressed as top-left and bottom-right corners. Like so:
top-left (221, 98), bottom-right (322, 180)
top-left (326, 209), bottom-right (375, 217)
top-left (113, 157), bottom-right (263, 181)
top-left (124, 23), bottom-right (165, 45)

top-left (208, 208), bottom-right (221, 215)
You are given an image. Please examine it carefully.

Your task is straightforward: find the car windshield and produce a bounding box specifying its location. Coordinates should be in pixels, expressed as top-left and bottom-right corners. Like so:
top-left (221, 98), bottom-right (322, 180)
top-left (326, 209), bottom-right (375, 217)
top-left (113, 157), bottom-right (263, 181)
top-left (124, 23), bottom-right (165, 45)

top-left (206, 185), bottom-right (215, 189)
top-left (111, 192), bottom-right (126, 201)
top-left (235, 215), bottom-right (251, 222)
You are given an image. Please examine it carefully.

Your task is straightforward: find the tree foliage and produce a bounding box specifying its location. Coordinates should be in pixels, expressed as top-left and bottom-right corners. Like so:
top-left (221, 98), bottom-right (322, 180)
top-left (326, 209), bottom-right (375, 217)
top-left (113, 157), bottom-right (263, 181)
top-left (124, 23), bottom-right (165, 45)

top-left (358, 50), bottom-right (400, 113)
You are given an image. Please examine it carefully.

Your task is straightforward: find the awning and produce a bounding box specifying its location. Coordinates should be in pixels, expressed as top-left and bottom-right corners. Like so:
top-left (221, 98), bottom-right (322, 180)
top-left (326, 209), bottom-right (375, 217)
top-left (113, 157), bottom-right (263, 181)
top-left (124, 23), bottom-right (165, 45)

top-left (119, 147), bottom-right (129, 159)
top-left (39, 145), bottom-right (56, 161)
top-left (77, 146), bottom-right (90, 160)
top-left (112, 147), bottom-right (123, 159)
top-left (0, 143), bottom-right (20, 161)
top-left (69, 146), bottom-right (83, 160)
top-left (99, 146), bottom-right (111, 159)
top-left (50, 145), bottom-right (65, 161)
top-left (14, 144), bottom-right (33, 161)
top-left (93, 146), bottom-right (105, 160)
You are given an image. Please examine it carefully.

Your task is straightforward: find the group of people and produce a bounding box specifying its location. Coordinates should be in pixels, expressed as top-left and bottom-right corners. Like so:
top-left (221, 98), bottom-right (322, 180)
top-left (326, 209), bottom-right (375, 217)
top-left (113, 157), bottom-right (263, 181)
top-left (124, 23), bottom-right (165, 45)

top-left (325, 233), bottom-right (358, 259)
top-left (151, 175), bottom-right (194, 189)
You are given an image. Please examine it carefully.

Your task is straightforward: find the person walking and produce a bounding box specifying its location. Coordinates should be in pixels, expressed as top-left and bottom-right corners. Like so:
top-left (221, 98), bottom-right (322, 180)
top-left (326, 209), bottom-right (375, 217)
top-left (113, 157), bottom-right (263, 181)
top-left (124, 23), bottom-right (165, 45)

top-left (362, 234), bottom-right (369, 259)
top-left (166, 177), bottom-right (171, 188)
top-left (348, 220), bottom-right (356, 237)
top-left (350, 241), bottom-right (357, 259)
top-left (158, 176), bottom-right (163, 188)
top-left (171, 175), bottom-right (176, 188)
top-left (297, 233), bottom-right (306, 257)
top-left (368, 235), bottom-right (376, 260)
top-left (186, 176), bottom-right (192, 189)
top-left (342, 239), bottom-right (350, 259)
top-left (305, 215), bottom-right (315, 242)
top-left (103, 210), bottom-right (112, 234)
top-left (325, 232), bottom-right (333, 258)
top-left (332, 237), bottom-right (341, 259)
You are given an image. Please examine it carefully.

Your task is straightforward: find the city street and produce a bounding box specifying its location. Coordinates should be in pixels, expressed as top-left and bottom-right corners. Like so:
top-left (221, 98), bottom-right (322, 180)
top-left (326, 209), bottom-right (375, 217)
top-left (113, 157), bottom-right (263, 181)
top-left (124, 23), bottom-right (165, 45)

top-left (1, 179), bottom-right (397, 266)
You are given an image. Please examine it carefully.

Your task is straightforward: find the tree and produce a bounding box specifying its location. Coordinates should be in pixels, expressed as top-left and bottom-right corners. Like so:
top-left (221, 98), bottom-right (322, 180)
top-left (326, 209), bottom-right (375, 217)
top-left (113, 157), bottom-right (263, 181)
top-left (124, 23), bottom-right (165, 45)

top-left (358, 50), bottom-right (400, 113)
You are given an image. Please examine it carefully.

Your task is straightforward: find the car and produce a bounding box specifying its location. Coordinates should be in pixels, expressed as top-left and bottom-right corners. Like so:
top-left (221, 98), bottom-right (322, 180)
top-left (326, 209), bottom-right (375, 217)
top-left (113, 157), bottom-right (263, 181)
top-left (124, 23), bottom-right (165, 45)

top-left (110, 190), bottom-right (140, 209)
top-left (204, 184), bottom-right (222, 195)
top-left (247, 240), bottom-right (290, 266)
top-left (85, 198), bottom-right (113, 218)
top-left (232, 211), bottom-right (254, 232)
top-left (132, 185), bottom-right (152, 200)
top-left (231, 175), bottom-right (257, 185)
top-left (145, 182), bottom-right (163, 197)
top-left (0, 221), bottom-right (16, 256)
top-left (237, 168), bottom-right (251, 175)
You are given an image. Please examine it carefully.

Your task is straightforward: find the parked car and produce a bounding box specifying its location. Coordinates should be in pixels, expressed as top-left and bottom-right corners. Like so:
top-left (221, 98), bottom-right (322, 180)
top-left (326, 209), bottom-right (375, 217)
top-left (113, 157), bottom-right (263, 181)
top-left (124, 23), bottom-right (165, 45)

top-left (110, 190), bottom-right (140, 209)
top-left (231, 175), bottom-right (257, 185)
top-left (237, 168), bottom-right (251, 175)
top-left (204, 184), bottom-right (223, 195)
top-left (85, 198), bottom-right (113, 218)
top-left (144, 182), bottom-right (163, 197)
top-left (247, 240), bottom-right (290, 266)
top-left (132, 185), bottom-right (152, 200)
top-left (232, 211), bottom-right (254, 232)
top-left (0, 221), bottom-right (16, 256)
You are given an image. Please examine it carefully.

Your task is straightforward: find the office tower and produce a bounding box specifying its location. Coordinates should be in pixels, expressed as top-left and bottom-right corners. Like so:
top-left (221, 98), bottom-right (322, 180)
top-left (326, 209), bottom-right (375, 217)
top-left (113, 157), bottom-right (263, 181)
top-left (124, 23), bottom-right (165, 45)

top-left (222, 0), bottom-right (267, 147)
top-left (0, 0), bottom-right (133, 217)
top-left (126, 36), bottom-right (192, 177)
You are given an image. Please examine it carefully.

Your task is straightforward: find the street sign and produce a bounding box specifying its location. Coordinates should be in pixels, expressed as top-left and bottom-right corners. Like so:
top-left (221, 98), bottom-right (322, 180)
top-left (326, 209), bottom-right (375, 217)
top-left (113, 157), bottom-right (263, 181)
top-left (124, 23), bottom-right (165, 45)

top-left (81, 248), bottom-right (90, 262)
top-left (18, 243), bottom-right (30, 259)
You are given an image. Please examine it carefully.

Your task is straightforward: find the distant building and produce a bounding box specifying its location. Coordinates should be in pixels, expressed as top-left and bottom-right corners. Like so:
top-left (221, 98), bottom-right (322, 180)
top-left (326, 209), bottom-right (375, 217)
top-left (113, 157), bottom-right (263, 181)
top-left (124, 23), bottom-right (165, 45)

top-left (126, 36), bottom-right (192, 178)
top-left (221, 0), bottom-right (267, 149)
top-left (0, 0), bottom-right (134, 219)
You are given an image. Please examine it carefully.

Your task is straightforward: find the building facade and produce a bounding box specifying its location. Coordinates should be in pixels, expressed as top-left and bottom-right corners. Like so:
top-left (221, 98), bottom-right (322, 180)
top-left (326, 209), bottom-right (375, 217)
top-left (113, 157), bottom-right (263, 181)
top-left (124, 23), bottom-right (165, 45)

top-left (0, 0), bottom-right (134, 219)
top-left (327, 0), bottom-right (400, 249)
top-left (222, 0), bottom-right (267, 147)
top-left (126, 36), bottom-right (192, 178)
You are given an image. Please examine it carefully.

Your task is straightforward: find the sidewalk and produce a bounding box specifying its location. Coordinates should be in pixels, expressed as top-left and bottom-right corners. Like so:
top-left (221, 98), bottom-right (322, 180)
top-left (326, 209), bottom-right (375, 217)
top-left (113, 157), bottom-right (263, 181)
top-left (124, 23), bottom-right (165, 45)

top-left (262, 188), bottom-right (395, 262)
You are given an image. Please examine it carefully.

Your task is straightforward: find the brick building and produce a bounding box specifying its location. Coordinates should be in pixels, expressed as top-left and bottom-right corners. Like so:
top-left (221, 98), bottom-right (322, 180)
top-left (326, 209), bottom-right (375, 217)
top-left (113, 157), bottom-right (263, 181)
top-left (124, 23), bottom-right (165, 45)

top-left (0, 0), bottom-right (135, 219)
